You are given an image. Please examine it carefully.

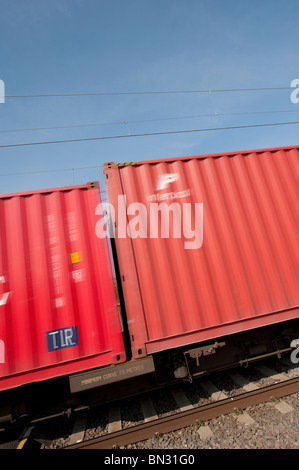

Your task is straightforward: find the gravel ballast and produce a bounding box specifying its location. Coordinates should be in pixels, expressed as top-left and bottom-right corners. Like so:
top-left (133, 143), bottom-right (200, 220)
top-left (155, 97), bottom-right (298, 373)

top-left (124, 391), bottom-right (299, 449)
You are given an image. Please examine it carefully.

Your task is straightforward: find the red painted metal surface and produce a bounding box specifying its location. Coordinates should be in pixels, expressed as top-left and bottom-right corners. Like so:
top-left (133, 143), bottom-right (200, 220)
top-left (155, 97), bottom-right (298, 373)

top-left (104, 145), bottom-right (299, 357)
top-left (0, 183), bottom-right (125, 391)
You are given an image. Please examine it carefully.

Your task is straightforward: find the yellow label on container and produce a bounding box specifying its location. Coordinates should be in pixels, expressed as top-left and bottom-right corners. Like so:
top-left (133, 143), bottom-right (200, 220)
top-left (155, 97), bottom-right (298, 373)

top-left (70, 251), bottom-right (81, 264)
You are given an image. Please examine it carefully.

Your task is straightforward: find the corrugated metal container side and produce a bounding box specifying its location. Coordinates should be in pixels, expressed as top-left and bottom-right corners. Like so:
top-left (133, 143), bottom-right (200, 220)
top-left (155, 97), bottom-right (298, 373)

top-left (0, 183), bottom-right (126, 391)
top-left (104, 145), bottom-right (299, 357)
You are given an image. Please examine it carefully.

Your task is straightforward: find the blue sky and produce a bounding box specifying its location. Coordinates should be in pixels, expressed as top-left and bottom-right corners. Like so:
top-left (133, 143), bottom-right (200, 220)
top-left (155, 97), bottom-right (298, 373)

top-left (0, 0), bottom-right (298, 195)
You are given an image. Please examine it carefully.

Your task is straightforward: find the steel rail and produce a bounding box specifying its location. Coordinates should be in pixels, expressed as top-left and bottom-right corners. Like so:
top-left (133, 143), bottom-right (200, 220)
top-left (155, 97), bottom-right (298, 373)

top-left (65, 376), bottom-right (299, 449)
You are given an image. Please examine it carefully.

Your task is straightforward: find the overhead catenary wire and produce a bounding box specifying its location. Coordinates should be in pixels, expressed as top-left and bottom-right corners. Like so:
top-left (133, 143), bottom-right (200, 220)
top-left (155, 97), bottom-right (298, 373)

top-left (0, 120), bottom-right (299, 148)
top-left (1, 108), bottom-right (299, 134)
top-left (0, 165), bottom-right (100, 177)
top-left (5, 86), bottom-right (292, 98)
top-left (0, 165), bottom-right (107, 194)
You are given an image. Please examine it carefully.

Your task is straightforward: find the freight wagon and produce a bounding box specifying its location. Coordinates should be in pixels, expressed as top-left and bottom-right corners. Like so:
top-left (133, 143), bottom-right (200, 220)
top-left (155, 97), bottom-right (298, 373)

top-left (102, 144), bottom-right (299, 384)
top-left (0, 182), bottom-right (144, 394)
top-left (0, 145), bottom-right (298, 409)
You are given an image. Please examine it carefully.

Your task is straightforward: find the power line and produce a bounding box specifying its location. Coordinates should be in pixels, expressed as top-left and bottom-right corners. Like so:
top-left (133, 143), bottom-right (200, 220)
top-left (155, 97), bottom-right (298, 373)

top-left (5, 86), bottom-right (292, 99)
top-left (0, 164), bottom-right (106, 185)
top-left (0, 165), bottom-right (99, 176)
top-left (0, 121), bottom-right (124, 133)
top-left (0, 120), bottom-right (299, 148)
top-left (0, 165), bottom-right (107, 193)
top-left (1, 109), bottom-right (299, 134)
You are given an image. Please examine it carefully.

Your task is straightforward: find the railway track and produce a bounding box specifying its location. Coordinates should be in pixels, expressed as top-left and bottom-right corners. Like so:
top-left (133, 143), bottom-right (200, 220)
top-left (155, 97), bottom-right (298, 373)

top-left (1, 357), bottom-right (298, 449)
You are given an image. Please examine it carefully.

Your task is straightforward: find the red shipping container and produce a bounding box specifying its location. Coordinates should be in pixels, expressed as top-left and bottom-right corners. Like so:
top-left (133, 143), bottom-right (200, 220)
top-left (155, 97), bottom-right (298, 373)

top-left (104, 145), bottom-right (299, 357)
top-left (0, 183), bottom-right (126, 391)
